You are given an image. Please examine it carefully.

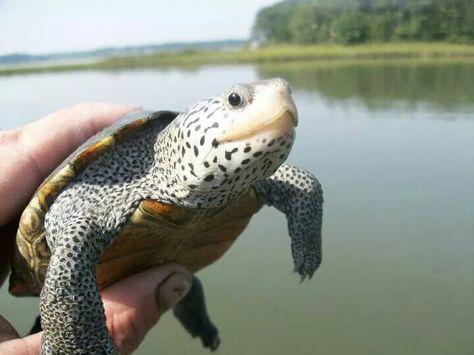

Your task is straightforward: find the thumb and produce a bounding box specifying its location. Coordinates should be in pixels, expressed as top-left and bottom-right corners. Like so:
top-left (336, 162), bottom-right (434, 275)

top-left (101, 263), bottom-right (192, 354)
top-left (0, 264), bottom-right (191, 355)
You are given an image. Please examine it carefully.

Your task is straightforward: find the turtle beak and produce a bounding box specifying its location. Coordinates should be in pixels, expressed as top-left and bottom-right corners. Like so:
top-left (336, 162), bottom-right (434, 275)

top-left (217, 108), bottom-right (297, 144)
top-left (217, 80), bottom-right (298, 144)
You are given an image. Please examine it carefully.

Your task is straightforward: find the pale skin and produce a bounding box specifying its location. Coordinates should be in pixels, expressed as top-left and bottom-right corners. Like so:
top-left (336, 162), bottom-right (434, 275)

top-left (0, 103), bottom-right (192, 354)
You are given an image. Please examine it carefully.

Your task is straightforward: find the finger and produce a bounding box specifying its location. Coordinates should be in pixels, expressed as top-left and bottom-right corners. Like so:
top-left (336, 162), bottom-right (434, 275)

top-left (0, 265), bottom-right (192, 355)
top-left (101, 263), bottom-right (192, 354)
top-left (11, 103), bottom-right (140, 178)
top-left (0, 103), bottom-right (139, 225)
top-left (0, 316), bottom-right (41, 355)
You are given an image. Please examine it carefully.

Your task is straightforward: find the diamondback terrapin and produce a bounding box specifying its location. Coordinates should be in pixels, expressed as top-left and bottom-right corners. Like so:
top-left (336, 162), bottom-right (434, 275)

top-left (9, 78), bottom-right (323, 354)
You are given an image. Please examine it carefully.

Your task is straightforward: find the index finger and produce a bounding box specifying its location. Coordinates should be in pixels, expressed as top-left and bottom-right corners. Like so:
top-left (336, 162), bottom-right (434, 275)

top-left (0, 103), bottom-right (139, 226)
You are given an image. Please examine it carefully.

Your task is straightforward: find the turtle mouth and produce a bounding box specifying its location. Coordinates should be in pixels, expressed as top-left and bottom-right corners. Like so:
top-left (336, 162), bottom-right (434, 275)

top-left (216, 109), bottom-right (297, 144)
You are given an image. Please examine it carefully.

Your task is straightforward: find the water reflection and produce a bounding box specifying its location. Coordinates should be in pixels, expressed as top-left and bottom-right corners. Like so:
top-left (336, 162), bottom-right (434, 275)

top-left (258, 61), bottom-right (474, 113)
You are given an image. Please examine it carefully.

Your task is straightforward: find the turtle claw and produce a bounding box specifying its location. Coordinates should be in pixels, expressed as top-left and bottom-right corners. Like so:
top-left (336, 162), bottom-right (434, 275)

top-left (294, 257), bottom-right (318, 282)
top-left (199, 330), bottom-right (221, 351)
top-left (206, 335), bottom-right (221, 352)
top-left (298, 273), bottom-right (313, 283)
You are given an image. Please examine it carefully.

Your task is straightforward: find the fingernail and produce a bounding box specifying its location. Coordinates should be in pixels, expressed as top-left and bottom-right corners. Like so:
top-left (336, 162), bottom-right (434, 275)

top-left (155, 272), bottom-right (192, 312)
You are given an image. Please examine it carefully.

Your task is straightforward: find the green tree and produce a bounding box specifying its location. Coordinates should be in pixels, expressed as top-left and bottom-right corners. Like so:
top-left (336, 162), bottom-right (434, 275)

top-left (331, 12), bottom-right (370, 43)
top-left (368, 14), bottom-right (397, 41)
top-left (251, 0), bottom-right (474, 45)
top-left (289, 5), bottom-right (320, 44)
top-left (252, 3), bottom-right (294, 43)
top-left (461, 4), bottom-right (474, 40)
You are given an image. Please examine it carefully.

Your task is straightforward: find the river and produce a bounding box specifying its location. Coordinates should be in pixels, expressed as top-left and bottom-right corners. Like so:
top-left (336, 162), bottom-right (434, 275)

top-left (0, 61), bottom-right (473, 354)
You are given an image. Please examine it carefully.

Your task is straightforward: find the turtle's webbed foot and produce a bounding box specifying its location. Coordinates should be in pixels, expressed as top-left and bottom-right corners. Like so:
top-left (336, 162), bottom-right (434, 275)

top-left (294, 251), bottom-right (319, 281)
top-left (173, 276), bottom-right (221, 351)
top-left (294, 263), bottom-right (315, 282)
top-left (175, 310), bottom-right (221, 351)
top-left (292, 237), bottom-right (321, 281)
top-left (194, 322), bottom-right (220, 351)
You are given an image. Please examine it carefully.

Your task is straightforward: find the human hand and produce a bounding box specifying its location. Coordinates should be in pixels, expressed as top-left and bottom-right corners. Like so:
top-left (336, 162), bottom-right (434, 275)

top-left (0, 103), bottom-right (192, 354)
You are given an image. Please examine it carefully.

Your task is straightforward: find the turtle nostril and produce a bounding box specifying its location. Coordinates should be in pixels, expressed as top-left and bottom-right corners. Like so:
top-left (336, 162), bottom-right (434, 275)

top-left (272, 78), bottom-right (291, 97)
top-left (272, 78), bottom-right (289, 90)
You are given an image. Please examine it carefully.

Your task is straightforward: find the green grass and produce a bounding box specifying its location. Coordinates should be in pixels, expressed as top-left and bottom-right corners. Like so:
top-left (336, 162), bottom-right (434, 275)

top-left (2, 43), bottom-right (474, 76)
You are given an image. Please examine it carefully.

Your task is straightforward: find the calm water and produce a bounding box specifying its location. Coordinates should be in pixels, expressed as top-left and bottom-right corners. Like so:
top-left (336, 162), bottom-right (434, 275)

top-left (1, 62), bottom-right (473, 355)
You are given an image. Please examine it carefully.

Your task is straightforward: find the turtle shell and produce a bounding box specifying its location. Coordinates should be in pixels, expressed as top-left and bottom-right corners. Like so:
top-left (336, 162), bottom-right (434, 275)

top-left (9, 110), bottom-right (258, 296)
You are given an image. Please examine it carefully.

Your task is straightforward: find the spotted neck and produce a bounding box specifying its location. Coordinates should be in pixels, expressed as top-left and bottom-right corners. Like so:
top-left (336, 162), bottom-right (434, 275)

top-left (149, 116), bottom-right (247, 209)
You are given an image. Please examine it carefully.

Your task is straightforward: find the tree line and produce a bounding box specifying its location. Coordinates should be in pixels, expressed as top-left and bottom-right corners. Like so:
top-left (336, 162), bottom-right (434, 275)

top-left (251, 0), bottom-right (474, 44)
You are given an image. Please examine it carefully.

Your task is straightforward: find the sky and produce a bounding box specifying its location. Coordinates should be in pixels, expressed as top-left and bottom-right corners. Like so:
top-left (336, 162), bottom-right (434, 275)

top-left (0, 0), bottom-right (277, 55)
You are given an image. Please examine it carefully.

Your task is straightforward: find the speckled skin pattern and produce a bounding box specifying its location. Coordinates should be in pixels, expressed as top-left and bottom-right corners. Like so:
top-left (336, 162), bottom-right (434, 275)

top-left (254, 165), bottom-right (323, 278)
top-left (39, 78), bottom-right (323, 354)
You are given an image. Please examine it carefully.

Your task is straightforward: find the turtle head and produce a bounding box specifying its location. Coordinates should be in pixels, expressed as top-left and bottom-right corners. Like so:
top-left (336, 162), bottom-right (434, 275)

top-left (159, 78), bottom-right (297, 206)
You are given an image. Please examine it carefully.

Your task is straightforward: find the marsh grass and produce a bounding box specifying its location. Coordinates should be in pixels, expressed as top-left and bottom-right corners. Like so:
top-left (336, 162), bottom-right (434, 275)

top-left (2, 43), bottom-right (474, 76)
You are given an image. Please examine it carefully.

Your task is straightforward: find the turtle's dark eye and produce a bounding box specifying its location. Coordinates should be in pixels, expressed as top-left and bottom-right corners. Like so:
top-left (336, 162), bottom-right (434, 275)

top-left (228, 92), bottom-right (242, 107)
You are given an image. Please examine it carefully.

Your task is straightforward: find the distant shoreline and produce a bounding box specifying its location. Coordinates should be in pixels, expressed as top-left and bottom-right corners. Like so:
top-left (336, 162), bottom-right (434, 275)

top-left (2, 43), bottom-right (474, 76)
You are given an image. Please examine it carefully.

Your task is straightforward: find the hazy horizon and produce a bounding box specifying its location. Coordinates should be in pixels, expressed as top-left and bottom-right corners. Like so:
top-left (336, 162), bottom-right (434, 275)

top-left (0, 39), bottom-right (246, 58)
top-left (0, 0), bottom-right (277, 56)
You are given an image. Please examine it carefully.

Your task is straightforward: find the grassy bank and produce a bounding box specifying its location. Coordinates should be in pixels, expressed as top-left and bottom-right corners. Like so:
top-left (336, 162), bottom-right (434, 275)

top-left (2, 43), bottom-right (474, 76)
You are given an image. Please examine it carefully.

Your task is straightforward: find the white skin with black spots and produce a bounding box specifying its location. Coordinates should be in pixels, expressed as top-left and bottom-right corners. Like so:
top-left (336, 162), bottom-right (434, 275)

top-left (40, 78), bottom-right (323, 354)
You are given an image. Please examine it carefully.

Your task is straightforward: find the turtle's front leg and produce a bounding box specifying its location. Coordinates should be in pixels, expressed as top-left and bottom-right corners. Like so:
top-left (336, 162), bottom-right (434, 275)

top-left (254, 164), bottom-right (324, 279)
top-left (40, 218), bottom-right (116, 354)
